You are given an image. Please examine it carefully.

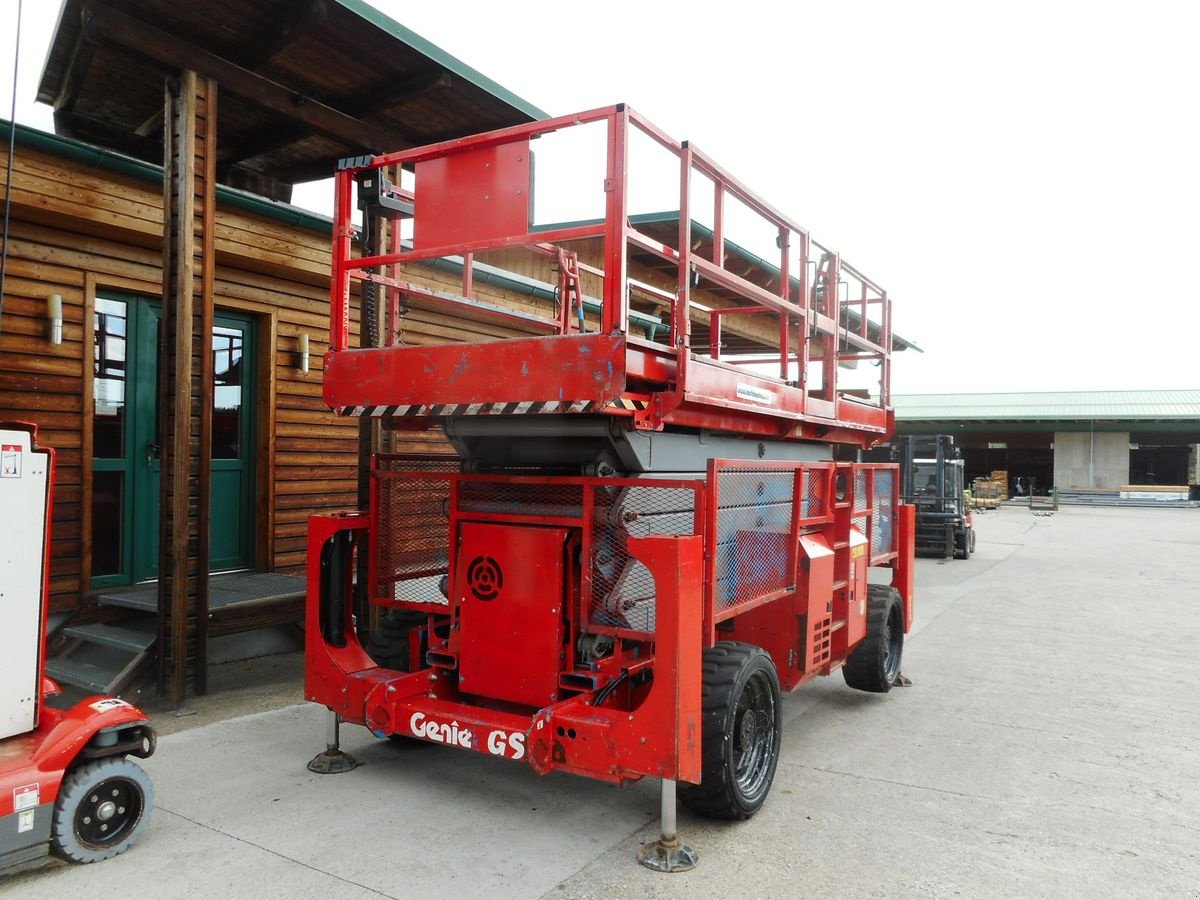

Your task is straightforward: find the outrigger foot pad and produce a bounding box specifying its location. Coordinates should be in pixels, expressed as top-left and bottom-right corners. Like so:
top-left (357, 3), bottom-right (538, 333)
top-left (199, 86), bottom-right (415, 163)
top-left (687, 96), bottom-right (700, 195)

top-left (307, 749), bottom-right (358, 774)
top-left (638, 835), bottom-right (698, 873)
top-left (892, 673), bottom-right (913, 687)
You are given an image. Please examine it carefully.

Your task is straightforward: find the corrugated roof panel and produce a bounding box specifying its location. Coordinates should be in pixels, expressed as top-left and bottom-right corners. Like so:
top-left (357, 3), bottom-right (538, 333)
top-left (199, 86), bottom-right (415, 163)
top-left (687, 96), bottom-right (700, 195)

top-left (894, 390), bottom-right (1200, 421)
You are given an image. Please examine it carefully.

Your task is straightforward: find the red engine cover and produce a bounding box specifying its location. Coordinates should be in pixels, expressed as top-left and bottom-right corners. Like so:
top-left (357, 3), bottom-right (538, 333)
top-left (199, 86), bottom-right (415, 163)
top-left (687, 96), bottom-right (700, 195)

top-left (455, 523), bottom-right (567, 708)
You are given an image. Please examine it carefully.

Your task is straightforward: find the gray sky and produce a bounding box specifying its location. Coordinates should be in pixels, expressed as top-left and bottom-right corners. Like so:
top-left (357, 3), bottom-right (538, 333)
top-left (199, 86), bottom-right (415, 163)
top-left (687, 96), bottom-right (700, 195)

top-left (4, 0), bottom-right (1198, 394)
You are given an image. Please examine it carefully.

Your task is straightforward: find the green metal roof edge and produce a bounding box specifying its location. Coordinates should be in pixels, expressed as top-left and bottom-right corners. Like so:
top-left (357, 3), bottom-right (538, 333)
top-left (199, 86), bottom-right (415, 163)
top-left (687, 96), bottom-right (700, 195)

top-left (2, 119), bottom-right (335, 234)
top-left (331, 0), bottom-right (548, 121)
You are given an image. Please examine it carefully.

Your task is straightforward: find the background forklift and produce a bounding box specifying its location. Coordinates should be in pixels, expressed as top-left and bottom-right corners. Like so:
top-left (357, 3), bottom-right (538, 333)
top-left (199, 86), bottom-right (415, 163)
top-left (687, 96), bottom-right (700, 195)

top-left (876, 434), bottom-right (975, 559)
top-left (1, 423), bottom-right (155, 875)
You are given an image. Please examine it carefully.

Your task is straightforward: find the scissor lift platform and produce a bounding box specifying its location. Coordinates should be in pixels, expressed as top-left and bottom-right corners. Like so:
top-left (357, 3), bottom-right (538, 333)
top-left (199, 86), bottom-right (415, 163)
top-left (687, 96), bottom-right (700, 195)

top-left (325, 104), bottom-right (897, 447)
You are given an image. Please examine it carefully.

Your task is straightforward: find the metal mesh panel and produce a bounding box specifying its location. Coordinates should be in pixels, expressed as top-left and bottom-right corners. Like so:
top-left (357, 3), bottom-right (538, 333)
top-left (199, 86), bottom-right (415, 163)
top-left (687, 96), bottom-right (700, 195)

top-left (713, 469), bottom-right (796, 614)
top-left (854, 469), bottom-right (869, 512)
top-left (589, 483), bottom-right (697, 633)
top-left (458, 480), bottom-right (584, 519)
top-left (374, 457), bottom-right (460, 605)
top-left (871, 469), bottom-right (896, 558)
top-left (802, 468), bottom-right (827, 519)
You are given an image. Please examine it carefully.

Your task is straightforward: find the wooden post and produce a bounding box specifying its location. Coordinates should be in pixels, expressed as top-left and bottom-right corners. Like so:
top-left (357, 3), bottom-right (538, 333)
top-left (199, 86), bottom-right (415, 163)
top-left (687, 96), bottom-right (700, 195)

top-left (158, 71), bottom-right (217, 704)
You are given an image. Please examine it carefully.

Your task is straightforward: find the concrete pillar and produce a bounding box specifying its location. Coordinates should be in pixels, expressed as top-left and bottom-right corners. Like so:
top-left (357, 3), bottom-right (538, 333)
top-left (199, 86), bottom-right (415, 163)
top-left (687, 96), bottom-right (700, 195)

top-left (1053, 431), bottom-right (1130, 490)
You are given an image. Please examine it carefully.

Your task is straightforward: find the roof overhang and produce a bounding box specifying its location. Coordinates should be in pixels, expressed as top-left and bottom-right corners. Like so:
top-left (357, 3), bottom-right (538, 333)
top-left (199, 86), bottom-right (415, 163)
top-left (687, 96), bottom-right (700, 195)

top-left (38, 0), bottom-right (546, 200)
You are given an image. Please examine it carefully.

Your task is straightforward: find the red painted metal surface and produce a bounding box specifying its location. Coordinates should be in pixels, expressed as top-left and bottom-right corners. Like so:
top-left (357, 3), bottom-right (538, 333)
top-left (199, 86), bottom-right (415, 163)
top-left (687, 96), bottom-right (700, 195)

top-left (456, 523), bottom-right (568, 708)
top-left (324, 333), bottom-right (627, 411)
top-left (414, 139), bottom-right (532, 250)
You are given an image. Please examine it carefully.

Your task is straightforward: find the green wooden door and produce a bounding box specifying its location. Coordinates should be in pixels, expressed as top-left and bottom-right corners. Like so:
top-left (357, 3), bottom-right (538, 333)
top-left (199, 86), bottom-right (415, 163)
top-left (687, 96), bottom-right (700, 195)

top-left (91, 295), bottom-right (161, 587)
top-left (91, 298), bottom-right (255, 586)
top-left (130, 301), bottom-right (162, 581)
top-left (209, 312), bottom-right (256, 571)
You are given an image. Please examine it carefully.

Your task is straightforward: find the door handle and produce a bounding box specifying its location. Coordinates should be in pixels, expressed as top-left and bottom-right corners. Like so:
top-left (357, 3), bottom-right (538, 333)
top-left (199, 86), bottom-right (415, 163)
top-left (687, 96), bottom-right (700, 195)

top-left (146, 442), bottom-right (161, 464)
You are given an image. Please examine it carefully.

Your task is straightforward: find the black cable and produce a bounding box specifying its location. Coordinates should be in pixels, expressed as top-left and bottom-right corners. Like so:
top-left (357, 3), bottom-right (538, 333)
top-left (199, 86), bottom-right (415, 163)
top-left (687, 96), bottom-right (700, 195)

top-left (0, 0), bottom-right (23, 336)
top-left (592, 668), bottom-right (629, 706)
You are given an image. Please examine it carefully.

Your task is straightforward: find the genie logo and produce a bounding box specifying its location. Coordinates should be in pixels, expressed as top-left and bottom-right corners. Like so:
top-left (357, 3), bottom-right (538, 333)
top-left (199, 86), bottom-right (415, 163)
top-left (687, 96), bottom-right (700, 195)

top-left (408, 712), bottom-right (525, 760)
top-left (409, 713), bottom-right (474, 749)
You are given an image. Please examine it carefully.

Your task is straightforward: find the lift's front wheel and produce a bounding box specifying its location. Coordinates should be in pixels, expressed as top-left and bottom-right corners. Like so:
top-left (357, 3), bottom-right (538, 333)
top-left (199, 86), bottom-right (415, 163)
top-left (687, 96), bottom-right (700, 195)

top-left (51, 757), bottom-right (154, 863)
top-left (679, 642), bottom-right (782, 820)
top-left (843, 585), bottom-right (905, 693)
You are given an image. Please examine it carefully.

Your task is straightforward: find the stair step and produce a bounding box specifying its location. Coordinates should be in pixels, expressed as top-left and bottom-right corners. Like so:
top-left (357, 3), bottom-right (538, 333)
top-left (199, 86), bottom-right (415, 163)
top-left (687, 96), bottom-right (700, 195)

top-left (95, 584), bottom-right (158, 612)
top-left (45, 658), bottom-right (119, 693)
top-left (63, 622), bottom-right (155, 654)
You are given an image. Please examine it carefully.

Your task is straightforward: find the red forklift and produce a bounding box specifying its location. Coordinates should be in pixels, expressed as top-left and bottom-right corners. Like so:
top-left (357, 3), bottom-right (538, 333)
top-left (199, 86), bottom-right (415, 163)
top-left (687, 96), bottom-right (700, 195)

top-left (0, 423), bottom-right (155, 875)
top-left (304, 105), bottom-right (915, 871)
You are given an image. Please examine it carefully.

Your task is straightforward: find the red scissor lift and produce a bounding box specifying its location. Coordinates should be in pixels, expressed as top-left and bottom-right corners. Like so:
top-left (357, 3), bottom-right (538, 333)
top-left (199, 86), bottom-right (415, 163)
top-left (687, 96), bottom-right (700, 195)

top-left (306, 105), bottom-right (915, 870)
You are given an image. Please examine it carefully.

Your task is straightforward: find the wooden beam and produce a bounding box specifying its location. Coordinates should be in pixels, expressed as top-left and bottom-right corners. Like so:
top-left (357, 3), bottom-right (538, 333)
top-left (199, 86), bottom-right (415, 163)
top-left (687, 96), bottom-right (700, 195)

top-left (346, 70), bottom-right (454, 118)
top-left (53, 109), bottom-right (162, 161)
top-left (231, 0), bottom-right (328, 71)
top-left (50, 18), bottom-right (97, 111)
top-left (195, 78), bottom-right (218, 695)
top-left (81, 3), bottom-right (412, 154)
top-left (216, 71), bottom-right (452, 170)
top-left (158, 72), bottom-right (199, 705)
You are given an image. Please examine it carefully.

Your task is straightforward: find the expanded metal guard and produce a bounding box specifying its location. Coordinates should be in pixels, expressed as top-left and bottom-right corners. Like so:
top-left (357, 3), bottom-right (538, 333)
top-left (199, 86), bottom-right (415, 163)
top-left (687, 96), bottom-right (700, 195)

top-left (372, 455), bottom-right (460, 607)
top-left (711, 469), bottom-right (796, 614)
top-left (588, 482), bottom-right (702, 633)
top-left (871, 469), bottom-right (897, 560)
top-left (708, 461), bottom-right (836, 622)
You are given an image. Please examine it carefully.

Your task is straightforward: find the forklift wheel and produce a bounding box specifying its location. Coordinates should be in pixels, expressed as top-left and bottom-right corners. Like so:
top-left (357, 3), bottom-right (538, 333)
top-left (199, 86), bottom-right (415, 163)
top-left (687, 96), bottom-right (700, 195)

top-left (51, 757), bottom-right (153, 864)
top-left (955, 528), bottom-right (974, 560)
top-left (842, 585), bottom-right (904, 693)
top-left (679, 642), bottom-right (782, 820)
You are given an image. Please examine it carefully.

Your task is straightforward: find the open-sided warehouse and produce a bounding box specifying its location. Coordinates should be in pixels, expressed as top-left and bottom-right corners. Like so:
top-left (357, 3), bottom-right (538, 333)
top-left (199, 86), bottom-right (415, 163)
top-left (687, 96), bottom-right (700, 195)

top-left (893, 391), bottom-right (1200, 496)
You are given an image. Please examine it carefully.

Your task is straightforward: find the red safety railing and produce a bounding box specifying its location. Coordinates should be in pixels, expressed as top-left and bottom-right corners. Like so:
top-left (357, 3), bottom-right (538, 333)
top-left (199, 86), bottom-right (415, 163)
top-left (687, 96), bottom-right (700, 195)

top-left (328, 105), bottom-right (894, 444)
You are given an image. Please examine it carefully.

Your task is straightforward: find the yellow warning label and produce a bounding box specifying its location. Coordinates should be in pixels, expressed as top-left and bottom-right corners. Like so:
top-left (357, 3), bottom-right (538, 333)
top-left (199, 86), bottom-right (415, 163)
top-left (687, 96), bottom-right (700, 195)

top-left (851, 545), bottom-right (866, 559)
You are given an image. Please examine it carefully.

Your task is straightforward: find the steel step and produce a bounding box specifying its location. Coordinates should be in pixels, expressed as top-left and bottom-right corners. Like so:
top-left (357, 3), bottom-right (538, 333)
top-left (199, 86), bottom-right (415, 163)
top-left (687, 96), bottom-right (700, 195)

top-left (94, 584), bottom-right (158, 612)
top-left (63, 622), bottom-right (156, 654)
top-left (45, 658), bottom-right (118, 693)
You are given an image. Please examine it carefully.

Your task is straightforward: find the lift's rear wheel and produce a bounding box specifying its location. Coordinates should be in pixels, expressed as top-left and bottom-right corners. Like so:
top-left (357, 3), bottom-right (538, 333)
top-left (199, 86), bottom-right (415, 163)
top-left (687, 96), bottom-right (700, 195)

top-left (51, 757), bottom-right (153, 864)
top-left (842, 585), bottom-right (904, 693)
top-left (679, 641), bottom-right (782, 820)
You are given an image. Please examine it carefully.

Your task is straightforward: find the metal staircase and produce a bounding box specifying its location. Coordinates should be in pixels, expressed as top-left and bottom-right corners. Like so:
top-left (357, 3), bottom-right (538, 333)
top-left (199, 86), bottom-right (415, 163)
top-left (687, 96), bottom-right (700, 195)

top-left (46, 571), bottom-right (307, 696)
top-left (46, 587), bottom-right (158, 696)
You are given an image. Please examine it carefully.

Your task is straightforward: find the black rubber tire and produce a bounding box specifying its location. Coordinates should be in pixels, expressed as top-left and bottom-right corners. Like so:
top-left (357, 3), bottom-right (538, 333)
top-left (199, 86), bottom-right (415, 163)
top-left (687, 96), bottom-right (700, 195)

top-left (954, 526), bottom-right (972, 560)
top-left (51, 757), bottom-right (153, 864)
top-left (842, 585), bottom-right (904, 693)
top-left (679, 642), bottom-right (782, 820)
top-left (365, 609), bottom-right (423, 671)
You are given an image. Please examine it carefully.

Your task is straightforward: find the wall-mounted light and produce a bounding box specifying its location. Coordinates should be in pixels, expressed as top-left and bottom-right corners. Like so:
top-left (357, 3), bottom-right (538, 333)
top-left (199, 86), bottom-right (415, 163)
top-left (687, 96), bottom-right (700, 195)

top-left (48, 293), bottom-right (63, 345)
top-left (298, 332), bottom-right (310, 373)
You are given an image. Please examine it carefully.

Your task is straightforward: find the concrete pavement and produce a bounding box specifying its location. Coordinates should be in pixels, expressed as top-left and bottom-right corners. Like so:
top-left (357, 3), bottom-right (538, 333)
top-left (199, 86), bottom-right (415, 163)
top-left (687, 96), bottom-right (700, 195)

top-left (5, 505), bottom-right (1199, 898)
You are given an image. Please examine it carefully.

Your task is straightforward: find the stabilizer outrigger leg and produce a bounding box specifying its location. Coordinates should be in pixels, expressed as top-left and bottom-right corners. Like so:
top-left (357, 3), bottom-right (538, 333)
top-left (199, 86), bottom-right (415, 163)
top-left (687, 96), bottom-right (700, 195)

top-left (638, 779), bottom-right (698, 873)
top-left (307, 710), bottom-right (358, 774)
